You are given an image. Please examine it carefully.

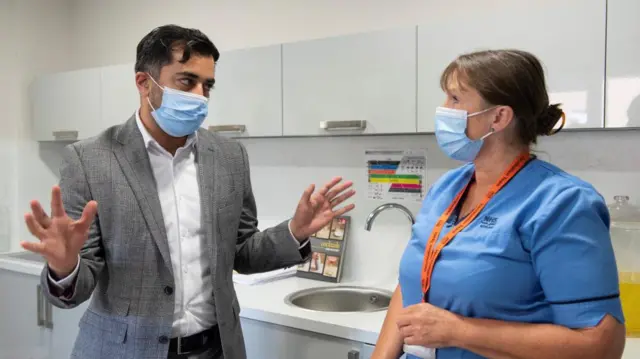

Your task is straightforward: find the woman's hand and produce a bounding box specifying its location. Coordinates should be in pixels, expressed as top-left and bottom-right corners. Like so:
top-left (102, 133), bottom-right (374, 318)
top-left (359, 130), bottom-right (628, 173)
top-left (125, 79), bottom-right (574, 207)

top-left (396, 302), bottom-right (465, 348)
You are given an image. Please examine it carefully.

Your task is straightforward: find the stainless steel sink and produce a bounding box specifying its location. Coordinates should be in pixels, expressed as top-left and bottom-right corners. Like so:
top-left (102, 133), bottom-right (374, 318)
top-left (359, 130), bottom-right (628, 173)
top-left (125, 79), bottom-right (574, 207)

top-left (2, 251), bottom-right (46, 263)
top-left (285, 286), bottom-right (393, 312)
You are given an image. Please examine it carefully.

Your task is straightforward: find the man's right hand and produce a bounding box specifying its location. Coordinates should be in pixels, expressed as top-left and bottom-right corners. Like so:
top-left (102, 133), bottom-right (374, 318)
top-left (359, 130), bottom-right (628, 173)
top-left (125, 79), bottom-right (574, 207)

top-left (21, 185), bottom-right (98, 279)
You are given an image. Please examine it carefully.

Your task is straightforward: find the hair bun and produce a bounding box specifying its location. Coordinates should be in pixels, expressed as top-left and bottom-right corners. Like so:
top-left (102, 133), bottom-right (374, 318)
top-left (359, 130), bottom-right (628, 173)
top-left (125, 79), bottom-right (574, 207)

top-left (537, 103), bottom-right (565, 136)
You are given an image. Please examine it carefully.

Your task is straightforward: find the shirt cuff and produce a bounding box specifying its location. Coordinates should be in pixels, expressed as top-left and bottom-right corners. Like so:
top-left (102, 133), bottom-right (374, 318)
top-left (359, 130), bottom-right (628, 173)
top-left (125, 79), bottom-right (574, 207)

top-left (47, 255), bottom-right (80, 290)
top-left (288, 220), bottom-right (309, 248)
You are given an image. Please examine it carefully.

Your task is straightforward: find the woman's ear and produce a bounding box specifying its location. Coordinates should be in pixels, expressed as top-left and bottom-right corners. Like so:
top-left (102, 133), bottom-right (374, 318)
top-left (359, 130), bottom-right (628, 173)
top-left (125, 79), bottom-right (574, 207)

top-left (492, 105), bottom-right (516, 132)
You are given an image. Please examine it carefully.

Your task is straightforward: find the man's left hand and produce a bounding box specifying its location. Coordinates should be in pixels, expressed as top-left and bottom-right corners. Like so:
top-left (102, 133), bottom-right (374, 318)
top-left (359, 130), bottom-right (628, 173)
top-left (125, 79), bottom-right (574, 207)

top-left (289, 176), bottom-right (355, 241)
top-left (397, 302), bottom-right (466, 348)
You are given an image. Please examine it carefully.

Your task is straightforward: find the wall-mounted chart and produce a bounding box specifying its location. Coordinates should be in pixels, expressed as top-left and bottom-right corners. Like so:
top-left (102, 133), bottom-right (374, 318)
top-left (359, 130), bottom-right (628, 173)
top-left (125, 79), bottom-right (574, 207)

top-left (365, 149), bottom-right (427, 203)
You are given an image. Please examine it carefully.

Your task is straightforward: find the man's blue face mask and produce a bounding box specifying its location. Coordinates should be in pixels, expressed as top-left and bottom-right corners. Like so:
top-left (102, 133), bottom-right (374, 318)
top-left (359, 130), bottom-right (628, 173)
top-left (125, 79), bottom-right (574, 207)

top-left (147, 75), bottom-right (209, 137)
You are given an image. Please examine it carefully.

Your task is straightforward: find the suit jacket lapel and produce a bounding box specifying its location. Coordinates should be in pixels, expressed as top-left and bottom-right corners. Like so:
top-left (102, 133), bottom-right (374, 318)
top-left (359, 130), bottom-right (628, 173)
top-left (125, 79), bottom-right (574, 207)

top-left (112, 116), bottom-right (173, 276)
top-left (195, 130), bottom-right (219, 277)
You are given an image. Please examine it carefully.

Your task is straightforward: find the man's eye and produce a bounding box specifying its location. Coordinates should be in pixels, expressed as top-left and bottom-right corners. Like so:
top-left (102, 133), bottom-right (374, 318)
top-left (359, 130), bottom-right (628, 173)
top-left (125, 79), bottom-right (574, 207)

top-left (179, 78), bottom-right (193, 86)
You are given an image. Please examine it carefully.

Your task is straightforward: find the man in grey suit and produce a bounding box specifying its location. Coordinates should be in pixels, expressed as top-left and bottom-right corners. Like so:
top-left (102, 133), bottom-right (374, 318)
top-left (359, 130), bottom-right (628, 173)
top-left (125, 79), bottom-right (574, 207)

top-left (21, 25), bottom-right (355, 359)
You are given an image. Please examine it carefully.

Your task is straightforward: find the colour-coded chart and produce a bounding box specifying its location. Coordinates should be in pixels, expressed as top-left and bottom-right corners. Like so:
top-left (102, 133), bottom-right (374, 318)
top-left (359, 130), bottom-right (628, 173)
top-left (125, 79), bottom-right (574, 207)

top-left (365, 149), bottom-right (427, 202)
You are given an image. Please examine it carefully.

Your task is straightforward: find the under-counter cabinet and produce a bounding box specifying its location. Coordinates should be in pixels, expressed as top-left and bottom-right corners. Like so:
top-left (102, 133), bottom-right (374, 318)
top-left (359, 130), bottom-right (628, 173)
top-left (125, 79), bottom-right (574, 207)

top-left (203, 45), bottom-right (283, 137)
top-left (605, 0), bottom-right (640, 128)
top-left (0, 269), bottom-right (89, 359)
top-left (282, 27), bottom-right (417, 136)
top-left (31, 68), bottom-right (103, 142)
top-left (241, 317), bottom-right (378, 359)
top-left (417, 0), bottom-right (606, 132)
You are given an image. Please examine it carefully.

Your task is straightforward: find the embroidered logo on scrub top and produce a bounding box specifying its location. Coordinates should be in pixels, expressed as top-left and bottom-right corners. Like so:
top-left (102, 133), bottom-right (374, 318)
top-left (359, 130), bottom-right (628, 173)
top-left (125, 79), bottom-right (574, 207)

top-left (480, 215), bottom-right (498, 229)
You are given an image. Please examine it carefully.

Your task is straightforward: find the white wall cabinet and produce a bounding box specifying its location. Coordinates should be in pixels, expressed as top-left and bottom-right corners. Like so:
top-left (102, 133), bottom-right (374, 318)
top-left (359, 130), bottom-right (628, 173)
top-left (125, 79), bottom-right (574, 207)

top-left (417, 0), bottom-right (606, 132)
top-left (282, 27), bottom-right (417, 136)
top-left (605, 0), bottom-right (640, 128)
top-left (31, 68), bottom-right (102, 141)
top-left (204, 45), bottom-right (283, 137)
top-left (241, 317), bottom-right (378, 359)
top-left (100, 63), bottom-right (139, 126)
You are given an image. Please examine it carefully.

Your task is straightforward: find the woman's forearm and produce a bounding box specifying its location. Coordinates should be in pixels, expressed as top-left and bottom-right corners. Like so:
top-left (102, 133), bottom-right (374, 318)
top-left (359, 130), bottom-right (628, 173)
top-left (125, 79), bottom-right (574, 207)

top-left (453, 315), bottom-right (625, 359)
top-left (371, 286), bottom-right (405, 359)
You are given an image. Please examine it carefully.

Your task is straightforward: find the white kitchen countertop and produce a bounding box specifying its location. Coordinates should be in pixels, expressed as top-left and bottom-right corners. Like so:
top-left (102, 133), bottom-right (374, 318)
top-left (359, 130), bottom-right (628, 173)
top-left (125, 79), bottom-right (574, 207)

top-left (1, 251), bottom-right (639, 357)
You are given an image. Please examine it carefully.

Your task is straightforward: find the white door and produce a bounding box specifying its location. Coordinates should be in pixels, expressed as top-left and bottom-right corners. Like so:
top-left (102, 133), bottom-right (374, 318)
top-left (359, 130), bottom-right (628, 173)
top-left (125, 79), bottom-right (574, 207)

top-left (204, 45), bottom-right (283, 138)
top-left (101, 63), bottom-right (139, 127)
top-left (605, 0), bottom-right (640, 128)
top-left (31, 68), bottom-right (102, 141)
top-left (48, 301), bottom-right (90, 359)
top-left (282, 27), bottom-right (417, 136)
top-left (0, 270), bottom-right (51, 359)
top-left (417, 0), bottom-right (606, 131)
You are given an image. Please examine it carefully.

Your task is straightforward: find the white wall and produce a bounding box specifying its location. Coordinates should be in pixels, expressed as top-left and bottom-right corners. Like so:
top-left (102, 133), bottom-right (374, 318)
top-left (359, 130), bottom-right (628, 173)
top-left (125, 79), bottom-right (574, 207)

top-left (1, 0), bottom-right (73, 251)
top-left (10, 1), bottom-right (640, 285)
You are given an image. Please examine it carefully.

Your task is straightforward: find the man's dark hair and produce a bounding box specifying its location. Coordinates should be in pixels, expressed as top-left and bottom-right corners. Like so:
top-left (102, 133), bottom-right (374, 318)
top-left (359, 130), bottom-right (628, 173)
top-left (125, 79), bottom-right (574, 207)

top-left (135, 24), bottom-right (220, 76)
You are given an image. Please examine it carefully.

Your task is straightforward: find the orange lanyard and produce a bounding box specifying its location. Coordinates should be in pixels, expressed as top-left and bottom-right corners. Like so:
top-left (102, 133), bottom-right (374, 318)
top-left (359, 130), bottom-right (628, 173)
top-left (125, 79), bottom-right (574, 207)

top-left (421, 151), bottom-right (531, 299)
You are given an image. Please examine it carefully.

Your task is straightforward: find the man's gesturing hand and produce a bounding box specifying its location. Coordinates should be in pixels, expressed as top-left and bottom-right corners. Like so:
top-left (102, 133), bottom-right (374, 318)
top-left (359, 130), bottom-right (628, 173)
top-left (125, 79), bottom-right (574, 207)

top-left (21, 185), bottom-right (97, 278)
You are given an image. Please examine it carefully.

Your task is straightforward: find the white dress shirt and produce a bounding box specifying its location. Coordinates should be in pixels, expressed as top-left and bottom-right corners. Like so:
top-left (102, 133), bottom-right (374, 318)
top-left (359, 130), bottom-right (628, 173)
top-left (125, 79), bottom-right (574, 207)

top-left (50, 111), bottom-right (306, 338)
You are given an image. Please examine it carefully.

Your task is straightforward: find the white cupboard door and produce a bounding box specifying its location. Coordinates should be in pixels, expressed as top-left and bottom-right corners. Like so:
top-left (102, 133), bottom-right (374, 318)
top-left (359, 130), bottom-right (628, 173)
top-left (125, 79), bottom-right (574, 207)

top-left (31, 68), bottom-right (102, 141)
top-left (0, 270), bottom-right (50, 359)
top-left (49, 302), bottom-right (90, 359)
top-left (204, 45), bottom-right (283, 137)
top-left (101, 63), bottom-right (139, 128)
top-left (283, 27), bottom-right (417, 136)
top-left (605, 0), bottom-right (640, 128)
top-left (417, 0), bottom-right (606, 132)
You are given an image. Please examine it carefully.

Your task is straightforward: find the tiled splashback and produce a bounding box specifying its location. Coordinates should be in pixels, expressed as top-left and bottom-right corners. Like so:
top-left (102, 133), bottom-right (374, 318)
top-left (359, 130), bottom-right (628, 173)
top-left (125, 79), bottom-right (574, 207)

top-left (11, 130), bottom-right (640, 283)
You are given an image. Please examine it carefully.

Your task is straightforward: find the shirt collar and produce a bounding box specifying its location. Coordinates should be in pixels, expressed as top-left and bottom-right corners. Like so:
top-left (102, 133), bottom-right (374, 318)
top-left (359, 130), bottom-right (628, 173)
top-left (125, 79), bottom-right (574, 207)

top-left (135, 110), bottom-right (197, 150)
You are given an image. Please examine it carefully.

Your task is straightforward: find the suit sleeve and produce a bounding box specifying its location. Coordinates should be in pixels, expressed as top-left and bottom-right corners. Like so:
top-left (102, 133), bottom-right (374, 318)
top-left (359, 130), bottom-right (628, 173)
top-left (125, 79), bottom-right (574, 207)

top-left (233, 142), bottom-right (310, 274)
top-left (40, 143), bottom-right (105, 308)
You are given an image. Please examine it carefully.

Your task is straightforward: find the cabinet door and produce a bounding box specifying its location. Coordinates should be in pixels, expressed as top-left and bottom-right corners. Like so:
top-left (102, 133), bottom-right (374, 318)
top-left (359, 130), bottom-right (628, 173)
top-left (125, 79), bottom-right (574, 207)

top-left (605, 0), bottom-right (640, 128)
top-left (241, 317), bottom-right (366, 359)
top-left (31, 68), bottom-right (102, 141)
top-left (283, 27), bottom-right (417, 136)
top-left (204, 45), bottom-right (283, 137)
top-left (101, 63), bottom-right (138, 128)
top-left (0, 270), bottom-right (50, 359)
top-left (49, 301), bottom-right (90, 359)
top-left (417, 0), bottom-right (606, 132)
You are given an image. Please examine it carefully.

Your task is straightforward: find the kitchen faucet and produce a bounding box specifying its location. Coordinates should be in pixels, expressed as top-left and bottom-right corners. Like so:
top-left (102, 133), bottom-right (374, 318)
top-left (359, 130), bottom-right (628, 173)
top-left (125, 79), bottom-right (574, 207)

top-left (364, 203), bottom-right (416, 231)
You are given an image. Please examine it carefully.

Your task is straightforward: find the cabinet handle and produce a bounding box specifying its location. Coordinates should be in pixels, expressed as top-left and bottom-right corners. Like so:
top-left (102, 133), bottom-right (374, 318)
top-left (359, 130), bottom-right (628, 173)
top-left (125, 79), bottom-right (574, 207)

top-left (36, 285), bottom-right (44, 327)
top-left (348, 350), bottom-right (360, 359)
top-left (320, 120), bottom-right (367, 131)
top-left (44, 301), bottom-right (53, 329)
top-left (208, 125), bottom-right (246, 133)
top-left (52, 130), bottom-right (79, 141)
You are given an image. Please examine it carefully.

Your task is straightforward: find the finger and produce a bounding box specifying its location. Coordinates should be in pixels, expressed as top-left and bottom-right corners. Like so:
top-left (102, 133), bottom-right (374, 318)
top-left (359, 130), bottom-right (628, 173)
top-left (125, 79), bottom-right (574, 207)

top-left (332, 203), bottom-right (355, 217)
top-left (50, 185), bottom-right (66, 218)
top-left (396, 313), bottom-right (414, 328)
top-left (24, 213), bottom-right (47, 239)
top-left (325, 180), bottom-right (353, 200)
top-left (404, 335), bottom-right (420, 346)
top-left (329, 189), bottom-right (356, 208)
top-left (300, 184), bottom-right (315, 204)
top-left (75, 200), bottom-right (98, 232)
top-left (20, 240), bottom-right (47, 255)
top-left (309, 193), bottom-right (323, 210)
top-left (30, 200), bottom-right (51, 228)
top-left (317, 177), bottom-right (343, 197)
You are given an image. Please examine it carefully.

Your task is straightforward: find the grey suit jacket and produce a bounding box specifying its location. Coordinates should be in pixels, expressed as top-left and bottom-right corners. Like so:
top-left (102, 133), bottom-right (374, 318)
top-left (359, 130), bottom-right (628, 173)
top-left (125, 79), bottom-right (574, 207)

top-left (40, 116), bottom-right (310, 359)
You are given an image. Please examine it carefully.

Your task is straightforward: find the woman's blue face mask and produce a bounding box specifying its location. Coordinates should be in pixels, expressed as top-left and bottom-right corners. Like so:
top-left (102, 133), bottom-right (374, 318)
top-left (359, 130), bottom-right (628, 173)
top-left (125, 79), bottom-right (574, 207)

top-left (434, 106), bottom-right (497, 162)
top-left (147, 76), bottom-right (209, 138)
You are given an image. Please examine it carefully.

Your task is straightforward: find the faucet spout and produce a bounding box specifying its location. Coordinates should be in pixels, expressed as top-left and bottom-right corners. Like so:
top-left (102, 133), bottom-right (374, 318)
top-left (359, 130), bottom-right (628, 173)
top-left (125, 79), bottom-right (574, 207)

top-left (364, 203), bottom-right (415, 231)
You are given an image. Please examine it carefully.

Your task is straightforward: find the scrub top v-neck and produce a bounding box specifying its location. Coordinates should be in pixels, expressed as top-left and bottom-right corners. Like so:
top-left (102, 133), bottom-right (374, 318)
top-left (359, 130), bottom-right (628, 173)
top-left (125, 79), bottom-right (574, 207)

top-left (398, 159), bottom-right (624, 359)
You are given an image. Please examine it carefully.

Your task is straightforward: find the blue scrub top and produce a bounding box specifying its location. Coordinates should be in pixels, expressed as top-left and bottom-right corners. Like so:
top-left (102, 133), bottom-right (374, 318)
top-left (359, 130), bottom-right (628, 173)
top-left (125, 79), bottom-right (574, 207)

top-left (398, 159), bottom-right (624, 359)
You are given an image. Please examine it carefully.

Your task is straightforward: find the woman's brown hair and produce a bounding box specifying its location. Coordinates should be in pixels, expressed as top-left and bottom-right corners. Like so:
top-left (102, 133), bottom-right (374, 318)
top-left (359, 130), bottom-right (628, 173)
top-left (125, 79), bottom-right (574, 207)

top-left (440, 49), bottom-right (565, 145)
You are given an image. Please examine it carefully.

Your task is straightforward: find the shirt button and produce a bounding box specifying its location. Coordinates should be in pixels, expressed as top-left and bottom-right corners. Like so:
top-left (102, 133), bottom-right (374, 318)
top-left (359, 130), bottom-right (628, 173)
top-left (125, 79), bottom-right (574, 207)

top-left (164, 286), bottom-right (173, 295)
top-left (158, 335), bottom-right (169, 344)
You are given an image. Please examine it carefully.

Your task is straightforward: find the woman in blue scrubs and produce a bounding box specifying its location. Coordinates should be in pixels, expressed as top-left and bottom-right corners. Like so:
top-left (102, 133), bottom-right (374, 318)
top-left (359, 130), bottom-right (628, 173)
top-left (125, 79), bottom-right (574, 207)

top-left (372, 49), bottom-right (626, 359)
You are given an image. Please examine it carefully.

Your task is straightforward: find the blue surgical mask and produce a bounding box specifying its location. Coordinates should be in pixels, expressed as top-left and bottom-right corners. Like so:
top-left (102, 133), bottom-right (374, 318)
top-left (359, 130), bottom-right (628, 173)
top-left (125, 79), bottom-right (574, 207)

top-left (147, 76), bottom-right (209, 137)
top-left (434, 106), bottom-right (496, 162)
